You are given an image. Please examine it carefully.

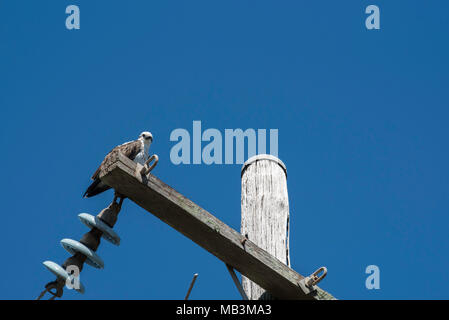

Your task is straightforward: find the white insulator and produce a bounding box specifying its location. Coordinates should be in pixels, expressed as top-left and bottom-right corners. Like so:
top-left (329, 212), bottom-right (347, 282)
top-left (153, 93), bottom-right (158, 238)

top-left (60, 239), bottom-right (104, 269)
top-left (78, 213), bottom-right (121, 246)
top-left (42, 261), bottom-right (85, 294)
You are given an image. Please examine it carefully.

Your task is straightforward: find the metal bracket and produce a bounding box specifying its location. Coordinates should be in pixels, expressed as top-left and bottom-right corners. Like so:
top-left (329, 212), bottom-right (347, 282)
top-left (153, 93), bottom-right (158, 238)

top-left (225, 264), bottom-right (249, 300)
top-left (140, 154), bottom-right (159, 176)
top-left (298, 267), bottom-right (327, 295)
top-left (136, 154), bottom-right (159, 179)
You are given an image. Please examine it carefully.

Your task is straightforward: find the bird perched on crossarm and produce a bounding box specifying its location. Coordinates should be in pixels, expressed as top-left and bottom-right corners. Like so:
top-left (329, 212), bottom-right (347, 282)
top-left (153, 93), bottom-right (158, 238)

top-left (83, 131), bottom-right (153, 198)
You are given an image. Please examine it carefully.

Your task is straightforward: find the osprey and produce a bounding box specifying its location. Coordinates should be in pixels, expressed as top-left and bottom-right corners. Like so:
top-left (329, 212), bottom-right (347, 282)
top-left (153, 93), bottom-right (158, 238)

top-left (83, 131), bottom-right (153, 198)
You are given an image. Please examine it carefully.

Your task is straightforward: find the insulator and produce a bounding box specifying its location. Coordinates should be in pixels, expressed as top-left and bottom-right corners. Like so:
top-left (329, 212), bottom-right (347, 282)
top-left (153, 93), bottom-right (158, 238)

top-left (41, 197), bottom-right (123, 298)
top-left (43, 261), bottom-right (85, 294)
top-left (60, 238), bottom-right (104, 269)
top-left (78, 213), bottom-right (120, 246)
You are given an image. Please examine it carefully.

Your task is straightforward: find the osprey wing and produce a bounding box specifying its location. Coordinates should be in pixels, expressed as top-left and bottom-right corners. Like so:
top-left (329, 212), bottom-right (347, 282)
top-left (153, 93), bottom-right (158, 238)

top-left (83, 139), bottom-right (141, 198)
top-left (90, 140), bottom-right (141, 180)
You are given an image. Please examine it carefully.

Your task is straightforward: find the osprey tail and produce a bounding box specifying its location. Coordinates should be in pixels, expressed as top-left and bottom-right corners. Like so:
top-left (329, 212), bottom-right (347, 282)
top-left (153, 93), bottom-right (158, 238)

top-left (83, 178), bottom-right (111, 198)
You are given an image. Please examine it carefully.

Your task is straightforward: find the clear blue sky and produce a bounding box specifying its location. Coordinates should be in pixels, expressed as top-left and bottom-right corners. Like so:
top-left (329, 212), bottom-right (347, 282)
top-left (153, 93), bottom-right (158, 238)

top-left (1, 1), bottom-right (448, 300)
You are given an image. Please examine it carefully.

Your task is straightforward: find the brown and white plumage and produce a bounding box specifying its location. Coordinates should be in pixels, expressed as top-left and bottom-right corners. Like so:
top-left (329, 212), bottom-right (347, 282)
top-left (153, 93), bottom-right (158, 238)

top-left (83, 132), bottom-right (153, 198)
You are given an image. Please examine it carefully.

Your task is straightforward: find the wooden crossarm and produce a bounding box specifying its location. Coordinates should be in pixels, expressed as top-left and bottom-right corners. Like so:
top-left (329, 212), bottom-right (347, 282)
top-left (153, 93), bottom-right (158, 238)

top-left (99, 152), bottom-right (336, 300)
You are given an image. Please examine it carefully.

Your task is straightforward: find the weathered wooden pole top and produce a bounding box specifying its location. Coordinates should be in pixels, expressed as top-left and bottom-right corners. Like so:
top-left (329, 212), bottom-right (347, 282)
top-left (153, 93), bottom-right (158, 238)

top-left (241, 154), bottom-right (287, 177)
top-left (99, 152), bottom-right (335, 300)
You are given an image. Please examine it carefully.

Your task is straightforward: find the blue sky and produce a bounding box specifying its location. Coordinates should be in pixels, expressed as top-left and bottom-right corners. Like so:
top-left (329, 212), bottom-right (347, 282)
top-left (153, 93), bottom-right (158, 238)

top-left (1, 1), bottom-right (448, 300)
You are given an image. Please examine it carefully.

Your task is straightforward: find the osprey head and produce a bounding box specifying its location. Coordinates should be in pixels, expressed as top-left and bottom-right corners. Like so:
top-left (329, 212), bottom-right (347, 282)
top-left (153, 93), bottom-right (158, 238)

top-left (139, 131), bottom-right (153, 142)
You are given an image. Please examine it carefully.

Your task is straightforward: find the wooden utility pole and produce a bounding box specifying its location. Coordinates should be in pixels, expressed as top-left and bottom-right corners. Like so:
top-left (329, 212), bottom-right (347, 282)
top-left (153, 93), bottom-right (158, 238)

top-left (241, 155), bottom-right (290, 300)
